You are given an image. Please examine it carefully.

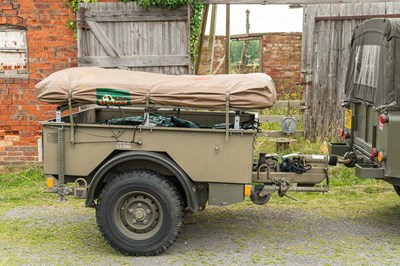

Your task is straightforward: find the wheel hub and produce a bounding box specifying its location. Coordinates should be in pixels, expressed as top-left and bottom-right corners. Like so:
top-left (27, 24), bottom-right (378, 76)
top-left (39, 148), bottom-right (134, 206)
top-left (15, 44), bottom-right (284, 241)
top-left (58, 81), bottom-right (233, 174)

top-left (117, 192), bottom-right (162, 238)
top-left (134, 208), bottom-right (145, 220)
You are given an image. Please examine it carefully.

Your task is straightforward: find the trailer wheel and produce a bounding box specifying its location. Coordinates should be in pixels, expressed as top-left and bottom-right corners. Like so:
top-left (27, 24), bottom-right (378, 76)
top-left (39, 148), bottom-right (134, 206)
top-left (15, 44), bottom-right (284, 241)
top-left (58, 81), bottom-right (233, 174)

top-left (394, 185), bottom-right (400, 197)
top-left (250, 185), bottom-right (272, 205)
top-left (96, 170), bottom-right (184, 256)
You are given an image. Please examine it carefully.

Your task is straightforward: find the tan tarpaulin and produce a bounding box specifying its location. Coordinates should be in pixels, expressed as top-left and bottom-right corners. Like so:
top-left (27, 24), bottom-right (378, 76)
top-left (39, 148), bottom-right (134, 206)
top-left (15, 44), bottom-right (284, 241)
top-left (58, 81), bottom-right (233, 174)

top-left (36, 67), bottom-right (276, 110)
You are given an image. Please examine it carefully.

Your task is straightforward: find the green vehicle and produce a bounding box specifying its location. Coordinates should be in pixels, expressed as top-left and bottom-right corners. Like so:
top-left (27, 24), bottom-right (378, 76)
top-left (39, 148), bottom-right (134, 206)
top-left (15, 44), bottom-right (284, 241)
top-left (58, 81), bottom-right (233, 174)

top-left (37, 67), bottom-right (339, 256)
top-left (329, 18), bottom-right (400, 196)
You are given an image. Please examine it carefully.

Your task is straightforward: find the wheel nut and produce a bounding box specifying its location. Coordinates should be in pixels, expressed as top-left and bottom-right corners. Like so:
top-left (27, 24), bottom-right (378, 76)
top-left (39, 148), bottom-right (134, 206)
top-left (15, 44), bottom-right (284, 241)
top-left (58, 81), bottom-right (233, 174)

top-left (137, 203), bottom-right (142, 207)
top-left (132, 219), bottom-right (137, 224)
top-left (146, 209), bottom-right (151, 214)
top-left (128, 208), bottom-right (134, 214)
top-left (143, 219), bottom-right (148, 225)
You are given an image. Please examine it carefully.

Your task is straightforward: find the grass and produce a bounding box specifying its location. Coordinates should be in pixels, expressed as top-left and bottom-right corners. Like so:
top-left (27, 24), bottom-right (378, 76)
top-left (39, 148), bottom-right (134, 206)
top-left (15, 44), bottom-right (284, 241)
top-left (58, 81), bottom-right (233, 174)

top-left (1, 152), bottom-right (400, 265)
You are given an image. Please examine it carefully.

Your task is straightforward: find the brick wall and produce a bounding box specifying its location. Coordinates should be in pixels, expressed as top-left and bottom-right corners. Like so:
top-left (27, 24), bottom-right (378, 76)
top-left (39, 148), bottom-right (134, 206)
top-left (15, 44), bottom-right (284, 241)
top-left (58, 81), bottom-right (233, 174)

top-left (0, 0), bottom-right (78, 167)
top-left (262, 33), bottom-right (302, 98)
top-left (198, 33), bottom-right (302, 98)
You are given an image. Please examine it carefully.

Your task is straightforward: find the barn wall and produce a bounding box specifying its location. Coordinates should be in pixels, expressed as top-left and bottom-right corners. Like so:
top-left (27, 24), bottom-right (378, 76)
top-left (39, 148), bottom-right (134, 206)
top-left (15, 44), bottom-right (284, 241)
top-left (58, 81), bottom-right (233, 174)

top-left (302, 2), bottom-right (400, 141)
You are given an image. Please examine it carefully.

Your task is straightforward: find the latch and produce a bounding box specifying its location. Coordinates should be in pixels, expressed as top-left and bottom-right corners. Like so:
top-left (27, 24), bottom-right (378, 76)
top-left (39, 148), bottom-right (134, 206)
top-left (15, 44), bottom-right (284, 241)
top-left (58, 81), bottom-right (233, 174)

top-left (74, 178), bottom-right (88, 199)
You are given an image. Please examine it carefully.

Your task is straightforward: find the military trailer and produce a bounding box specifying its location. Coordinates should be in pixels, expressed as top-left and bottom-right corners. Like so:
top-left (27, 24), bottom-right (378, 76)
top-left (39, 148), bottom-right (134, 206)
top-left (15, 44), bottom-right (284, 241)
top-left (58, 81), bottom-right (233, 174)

top-left (329, 18), bottom-right (400, 196)
top-left (36, 67), bottom-right (339, 256)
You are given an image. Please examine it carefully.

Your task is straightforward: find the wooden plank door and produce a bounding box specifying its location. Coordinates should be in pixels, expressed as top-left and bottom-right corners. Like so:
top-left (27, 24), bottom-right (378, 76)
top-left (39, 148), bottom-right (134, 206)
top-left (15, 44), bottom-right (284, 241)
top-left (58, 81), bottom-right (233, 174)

top-left (77, 2), bottom-right (191, 75)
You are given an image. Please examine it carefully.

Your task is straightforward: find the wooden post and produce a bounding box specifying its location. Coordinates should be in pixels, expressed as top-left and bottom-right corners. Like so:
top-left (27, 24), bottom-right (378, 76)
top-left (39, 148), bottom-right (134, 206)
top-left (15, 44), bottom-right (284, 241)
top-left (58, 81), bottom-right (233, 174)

top-left (224, 4), bottom-right (230, 74)
top-left (206, 4), bottom-right (217, 75)
top-left (240, 9), bottom-right (250, 71)
top-left (195, 4), bottom-right (209, 74)
top-left (259, 36), bottom-right (263, 73)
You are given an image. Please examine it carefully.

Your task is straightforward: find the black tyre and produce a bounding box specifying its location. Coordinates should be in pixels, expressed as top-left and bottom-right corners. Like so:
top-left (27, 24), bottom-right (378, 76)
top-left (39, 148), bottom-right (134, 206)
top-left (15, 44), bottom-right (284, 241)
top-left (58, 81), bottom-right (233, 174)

top-left (250, 185), bottom-right (272, 205)
top-left (96, 170), bottom-right (184, 256)
top-left (394, 185), bottom-right (400, 197)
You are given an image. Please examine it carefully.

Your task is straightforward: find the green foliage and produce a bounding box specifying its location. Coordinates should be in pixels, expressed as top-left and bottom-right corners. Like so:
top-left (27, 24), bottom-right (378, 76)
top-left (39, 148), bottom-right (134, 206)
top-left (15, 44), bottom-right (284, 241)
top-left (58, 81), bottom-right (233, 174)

top-left (230, 40), bottom-right (260, 64)
top-left (255, 136), bottom-right (321, 156)
top-left (0, 165), bottom-right (47, 202)
top-left (121, 0), bottom-right (192, 10)
top-left (0, 166), bottom-right (45, 189)
top-left (64, 0), bottom-right (98, 37)
top-left (189, 0), bottom-right (204, 60)
top-left (63, 0), bottom-right (98, 13)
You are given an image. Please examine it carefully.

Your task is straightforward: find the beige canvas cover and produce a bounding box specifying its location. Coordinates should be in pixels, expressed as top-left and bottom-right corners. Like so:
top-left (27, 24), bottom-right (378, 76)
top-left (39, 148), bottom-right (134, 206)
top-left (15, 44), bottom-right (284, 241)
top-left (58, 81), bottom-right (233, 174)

top-left (36, 67), bottom-right (276, 110)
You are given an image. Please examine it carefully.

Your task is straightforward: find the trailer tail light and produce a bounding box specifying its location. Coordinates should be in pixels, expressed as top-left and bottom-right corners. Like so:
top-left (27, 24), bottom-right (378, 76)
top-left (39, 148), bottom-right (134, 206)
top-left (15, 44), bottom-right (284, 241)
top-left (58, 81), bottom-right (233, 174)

top-left (370, 148), bottom-right (378, 159)
top-left (377, 151), bottom-right (386, 162)
top-left (244, 185), bottom-right (251, 197)
top-left (380, 114), bottom-right (389, 124)
top-left (339, 129), bottom-right (350, 139)
top-left (343, 130), bottom-right (350, 140)
top-left (47, 177), bottom-right (54, 188)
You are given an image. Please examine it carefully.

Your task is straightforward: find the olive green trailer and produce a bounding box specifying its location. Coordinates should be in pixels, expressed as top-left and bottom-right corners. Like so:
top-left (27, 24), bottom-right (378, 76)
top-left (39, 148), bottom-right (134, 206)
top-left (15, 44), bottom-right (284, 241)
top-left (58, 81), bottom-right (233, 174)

top-left (37, 68), bottom-right (336, 256)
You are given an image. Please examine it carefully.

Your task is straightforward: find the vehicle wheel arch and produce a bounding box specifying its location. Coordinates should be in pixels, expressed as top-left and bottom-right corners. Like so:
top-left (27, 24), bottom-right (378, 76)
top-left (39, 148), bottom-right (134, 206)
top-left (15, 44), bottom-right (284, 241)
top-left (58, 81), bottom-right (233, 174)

top-left (85, 151), bottom-right (199, 212)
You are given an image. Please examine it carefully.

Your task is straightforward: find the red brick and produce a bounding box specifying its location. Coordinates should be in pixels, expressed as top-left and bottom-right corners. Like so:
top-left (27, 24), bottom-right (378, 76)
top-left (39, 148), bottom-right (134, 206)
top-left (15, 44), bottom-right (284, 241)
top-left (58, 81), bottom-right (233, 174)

top-left (0, 3), bottom-right (13, 10)
top-left (2, 9), bottom-right (18, 15)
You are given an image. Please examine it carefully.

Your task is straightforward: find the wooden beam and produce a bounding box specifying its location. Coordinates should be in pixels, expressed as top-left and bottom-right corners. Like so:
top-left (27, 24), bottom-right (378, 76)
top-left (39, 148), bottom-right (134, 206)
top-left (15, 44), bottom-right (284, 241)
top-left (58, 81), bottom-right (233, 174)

top-left (260, 130), bottom-right (304, 138)
top-left (78, 55), bottom-right (190, 68)
top-left (231, 33), bottom-right (264, 39)
top-left (195, 4), bottom-right (209, 75)
top-left (200, 0), bottom-right (392, 4)
top-left (259, 115), bottom-right (303, 123)
top-left (240, 9), bottom-right (250, 68)
top-left (86, 21), bottom-right (121, 57)
top-left (259, 36), bottom-right (263, 73)
top-left (272, 100), bottom-right (306, 108)
top-left (84, 7), bottom-right (189, 22)
top-left (224, 4), bottom-right (230, 74)
top-left (206, 4), bottom-right (218, 74)
top-left (315, 13), bottom-right (400, 22)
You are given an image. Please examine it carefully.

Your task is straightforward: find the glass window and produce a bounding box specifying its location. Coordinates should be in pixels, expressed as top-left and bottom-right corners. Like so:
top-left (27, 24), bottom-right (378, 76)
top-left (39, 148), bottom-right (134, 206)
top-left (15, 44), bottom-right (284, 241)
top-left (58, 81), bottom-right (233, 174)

top-left (354, 45), bottom-right (380, 89)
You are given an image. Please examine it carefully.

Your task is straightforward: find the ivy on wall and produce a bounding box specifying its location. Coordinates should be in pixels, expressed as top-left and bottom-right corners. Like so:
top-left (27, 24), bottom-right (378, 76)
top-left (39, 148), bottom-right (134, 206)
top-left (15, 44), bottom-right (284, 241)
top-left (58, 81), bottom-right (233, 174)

top-left (63, 0), bottom-right (203, 60)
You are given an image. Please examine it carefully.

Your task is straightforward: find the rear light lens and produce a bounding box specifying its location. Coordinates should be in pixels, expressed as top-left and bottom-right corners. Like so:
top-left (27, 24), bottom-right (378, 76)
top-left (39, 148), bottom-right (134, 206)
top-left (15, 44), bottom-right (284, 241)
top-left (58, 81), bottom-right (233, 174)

top-left (339, 129), bottom-right (350, 139)
top-left (378, 151), bottom-right (386, 162)
top-left (47, 177), bottom-right (54, 189)
top-left (380, 114), bottom-right (389, 124)
top-left (245, 185), bottom-right (251, 197)
top-left (371, 148), bottom-right (378, 158)
top-left (343, 130), bottom-right (350, 140)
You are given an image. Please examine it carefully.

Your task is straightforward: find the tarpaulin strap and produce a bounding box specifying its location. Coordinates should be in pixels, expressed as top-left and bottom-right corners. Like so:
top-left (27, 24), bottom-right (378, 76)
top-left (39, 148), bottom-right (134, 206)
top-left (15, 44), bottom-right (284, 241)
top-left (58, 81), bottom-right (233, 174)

top-left (68, 91), bottom-right (75, 144)
top-left (146, 92), bottom-right (151, 107)
top-left (225, 92), bottom-right (230, 141)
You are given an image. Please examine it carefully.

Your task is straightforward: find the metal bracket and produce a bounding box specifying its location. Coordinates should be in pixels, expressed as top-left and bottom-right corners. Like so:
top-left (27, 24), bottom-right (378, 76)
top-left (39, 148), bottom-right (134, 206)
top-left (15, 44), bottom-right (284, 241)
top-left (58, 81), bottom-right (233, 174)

top-left (234, 111), bottom-right (241, 130)
top-left (77, 7), bottom-right (89, 30)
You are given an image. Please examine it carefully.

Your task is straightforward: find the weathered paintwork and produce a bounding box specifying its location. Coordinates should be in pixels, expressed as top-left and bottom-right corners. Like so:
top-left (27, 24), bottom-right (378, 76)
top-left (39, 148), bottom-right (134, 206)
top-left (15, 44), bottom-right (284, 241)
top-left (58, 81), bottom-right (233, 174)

top-left (42, 107), bottom-right (255, 184)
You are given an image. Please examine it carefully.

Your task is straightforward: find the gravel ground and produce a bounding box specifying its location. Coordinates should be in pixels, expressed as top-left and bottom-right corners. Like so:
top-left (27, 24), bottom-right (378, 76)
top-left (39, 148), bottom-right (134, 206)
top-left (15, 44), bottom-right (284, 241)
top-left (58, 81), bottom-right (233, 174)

top-left (1, 198), bottom-right (399, 266)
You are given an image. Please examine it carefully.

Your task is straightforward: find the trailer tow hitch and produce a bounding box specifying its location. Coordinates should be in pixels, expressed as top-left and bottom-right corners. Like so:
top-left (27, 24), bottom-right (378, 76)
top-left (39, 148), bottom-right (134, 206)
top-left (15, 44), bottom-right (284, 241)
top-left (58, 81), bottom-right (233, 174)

top-left (251, 175), bottom-right (330, 205)
top-left (260, 179), bottom-right (299, 201)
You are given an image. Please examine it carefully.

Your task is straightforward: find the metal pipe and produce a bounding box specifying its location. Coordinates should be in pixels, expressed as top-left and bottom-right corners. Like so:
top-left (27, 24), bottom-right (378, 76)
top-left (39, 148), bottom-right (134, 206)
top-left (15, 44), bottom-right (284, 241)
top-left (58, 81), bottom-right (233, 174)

top-left (288, 186), bottom-right (328, 193)
top-left (259, 185), bottom-right (328, 196)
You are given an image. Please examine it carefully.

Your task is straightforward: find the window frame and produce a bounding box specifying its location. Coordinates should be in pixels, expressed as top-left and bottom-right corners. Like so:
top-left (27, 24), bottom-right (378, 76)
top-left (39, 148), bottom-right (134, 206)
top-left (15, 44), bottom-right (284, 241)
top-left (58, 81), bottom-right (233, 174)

top-left (0, 24), bottom-right (29, 79)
